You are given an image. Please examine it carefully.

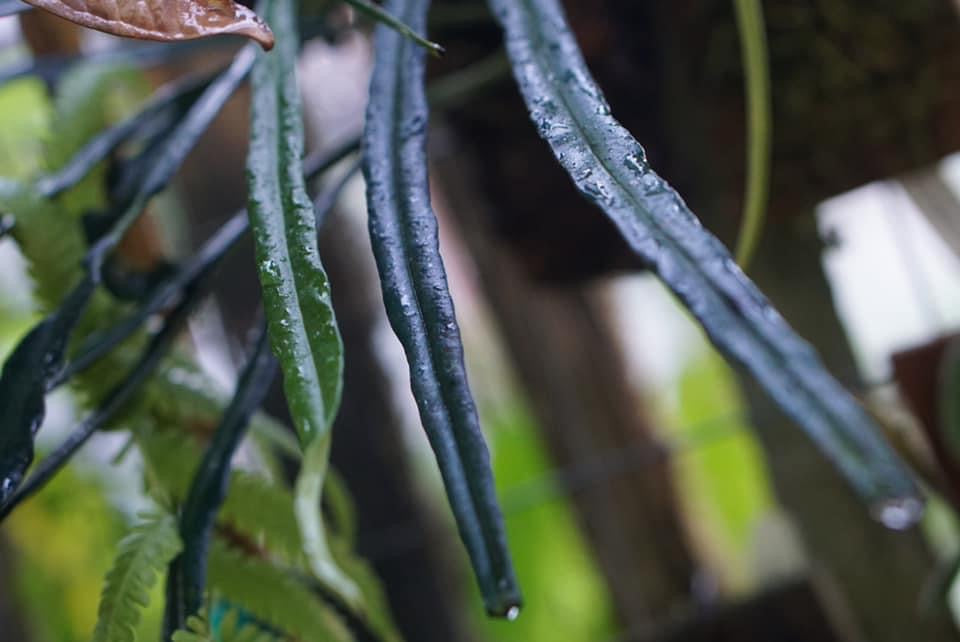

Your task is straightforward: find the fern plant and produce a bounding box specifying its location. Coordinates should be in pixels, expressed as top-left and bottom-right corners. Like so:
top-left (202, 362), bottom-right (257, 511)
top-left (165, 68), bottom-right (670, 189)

top-left (92, 512), bottom-right (183, 642)
top-left (0, 0), bottom-right (927, 639)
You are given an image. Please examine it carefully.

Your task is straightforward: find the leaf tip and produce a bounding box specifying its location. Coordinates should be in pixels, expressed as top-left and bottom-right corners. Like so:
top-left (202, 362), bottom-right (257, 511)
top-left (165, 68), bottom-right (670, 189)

top-left (871, 494), bottom-right (925, 530)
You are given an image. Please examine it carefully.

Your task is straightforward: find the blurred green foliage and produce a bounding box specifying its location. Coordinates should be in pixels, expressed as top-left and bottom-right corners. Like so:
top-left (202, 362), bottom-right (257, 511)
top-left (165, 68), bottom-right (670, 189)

top-left (5, 461), bottom-right (166, 642)
top-left (668, 350), bottom-right (774, 592)
top-left (0, 78), bottom-right (50, 179)
top-left (0, 63), bottom-right (165, 642)
top-left (0, 44), bottom-right (776, 642)
top-left (474, 403), bottom-right (617, 642)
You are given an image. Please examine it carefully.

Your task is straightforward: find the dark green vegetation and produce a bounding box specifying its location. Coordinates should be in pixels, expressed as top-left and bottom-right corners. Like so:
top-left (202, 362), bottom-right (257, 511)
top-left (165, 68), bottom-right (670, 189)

top-left (0, 0), bottom-right (928, 640)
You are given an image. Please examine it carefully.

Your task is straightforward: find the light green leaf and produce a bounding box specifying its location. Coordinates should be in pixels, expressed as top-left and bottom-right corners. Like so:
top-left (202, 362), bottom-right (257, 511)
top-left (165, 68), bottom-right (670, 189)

top-left (92, 511), bottom-right (182, 642)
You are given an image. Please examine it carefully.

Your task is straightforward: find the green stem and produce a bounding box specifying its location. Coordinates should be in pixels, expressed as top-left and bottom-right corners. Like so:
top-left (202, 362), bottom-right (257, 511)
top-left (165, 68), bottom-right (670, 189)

top-left (732, 0), bottom-right (772, 268)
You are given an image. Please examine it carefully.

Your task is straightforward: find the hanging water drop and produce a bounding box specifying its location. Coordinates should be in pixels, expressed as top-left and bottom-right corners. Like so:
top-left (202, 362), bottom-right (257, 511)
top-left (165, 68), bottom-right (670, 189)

top-left (871, 496), bottom-right (924, 531)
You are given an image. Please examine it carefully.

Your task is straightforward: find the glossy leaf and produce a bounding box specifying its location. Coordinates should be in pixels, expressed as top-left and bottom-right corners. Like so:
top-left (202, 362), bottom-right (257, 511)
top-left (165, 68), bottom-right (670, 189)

top-left (0, 275), bottom-right (93, 506)
top-left (168, 323), bottom-right (277, 631)
top-left (487, 0), bottom-right (922, 523)
top-left (0, 278), bottom-right (201, 520)
top-left (246, 0), bottom-right (356, 608)
top-left (37, 69), bottom-right (215, 199)
top-left (364, 0), bottom-right (520, 616)
top-left (58, 212), bottom-right (247, 387)
top-left (343, 0), bottom-right (444, 56)
top-left (87, 45), bottom-right (255, 270)
top-left (247, 0), bottom-right (341, 448)
top-left (23, 0), bottom-right (275, 50)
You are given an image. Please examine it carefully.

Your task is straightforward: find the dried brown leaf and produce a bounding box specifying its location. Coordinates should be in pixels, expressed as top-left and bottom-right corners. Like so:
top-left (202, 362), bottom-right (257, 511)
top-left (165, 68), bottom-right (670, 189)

top-left (24, 0), bottom-right (275, 50)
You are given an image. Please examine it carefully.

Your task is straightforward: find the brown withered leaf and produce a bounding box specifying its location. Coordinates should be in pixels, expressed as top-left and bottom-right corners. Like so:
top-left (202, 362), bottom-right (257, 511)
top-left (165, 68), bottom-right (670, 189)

top-left (24, 0), bottom-right (275, 50)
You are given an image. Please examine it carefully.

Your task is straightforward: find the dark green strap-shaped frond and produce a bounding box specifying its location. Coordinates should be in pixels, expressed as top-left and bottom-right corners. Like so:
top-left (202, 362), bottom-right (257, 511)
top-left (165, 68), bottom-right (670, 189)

top-left (247, 0), bottom-right (342, 456)
top-left (0, 275), bottom-right (93, 507)
top-left (364, 0), bottom-right (521, 616)
top-left (0, 277), bottom-right (202, 521)
top-left (167, 324), bottom-right (278, 632)
top-left (0, 46), bottom-right (255, 512)
top-left (37, 70), bottom-right (215, 199)
top-left (487, 0), bottom-right (921, 524)
top-left (247, 0), bottom-right (358, 610)
top-left (343, 0), bottom-right (444, 56)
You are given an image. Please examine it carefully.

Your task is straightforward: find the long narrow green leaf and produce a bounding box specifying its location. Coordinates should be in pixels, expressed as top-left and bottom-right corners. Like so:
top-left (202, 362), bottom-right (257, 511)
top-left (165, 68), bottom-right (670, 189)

top-left (57, 212), bottom-right (246, 387)
top-left (0, 279), bottom-right (200, 521)
top-left (60, 137), bottom-right (359, 390)
top-left (343, 0), bottom-right (444, 56)
top-left (37, 70), bottom-right (216, 199)
top-left (0, 276), bottom-right (93, 506)
top-left (487, 0), bottom-right (922, 524)
top-left (0, 46), bottom-right (253, 511)
top-left (167, 324), bottom-right (277, 632)
top-left (364, 0), bottom-right (521, 616)
top-left (246, 0), bottom-right (357, 609)
top-left (732, 0), bottom-right (772, 268)
top-left (248, 0), bottom-right (341, 450)
top-left (87, 45), bottom-right (255, 272)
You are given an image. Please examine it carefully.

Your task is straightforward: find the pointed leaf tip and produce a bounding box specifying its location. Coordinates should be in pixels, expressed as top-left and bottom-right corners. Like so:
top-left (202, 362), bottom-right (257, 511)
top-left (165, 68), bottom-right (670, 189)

top-left (23, 0), bottom-right (275, 50)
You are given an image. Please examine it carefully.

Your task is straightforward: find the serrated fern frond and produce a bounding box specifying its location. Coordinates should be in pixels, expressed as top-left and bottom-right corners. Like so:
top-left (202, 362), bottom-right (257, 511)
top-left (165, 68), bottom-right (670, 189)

top-left (138, 428), bottom-right (306, 567)
top-left (222, 472), bottom-right (304, 565)
top-left (92, 511), bottom-right (183, 642)
top-left (207, 542), bottom-right (351, 642)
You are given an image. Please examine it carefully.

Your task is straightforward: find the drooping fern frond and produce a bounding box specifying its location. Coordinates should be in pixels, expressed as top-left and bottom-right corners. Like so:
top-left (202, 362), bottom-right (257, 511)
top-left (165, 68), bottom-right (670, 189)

top-left (364, 0), bottom-right (519, 616)
top-left (92, 511), bottom-right (183, 642)
top-left (207, 542), bottom-right (351, 642)
top-left (137, 428), bottom-right (305, 566)
top-left (222, 472), bottom-right (305, 565)
top-left (172, 609), bottom-right (278, 642)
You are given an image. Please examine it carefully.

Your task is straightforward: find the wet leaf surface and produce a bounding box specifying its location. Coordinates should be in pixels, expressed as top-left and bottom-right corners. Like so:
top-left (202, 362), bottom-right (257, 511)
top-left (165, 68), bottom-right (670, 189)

top-left (23, 0), bottom-right (274, 49)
